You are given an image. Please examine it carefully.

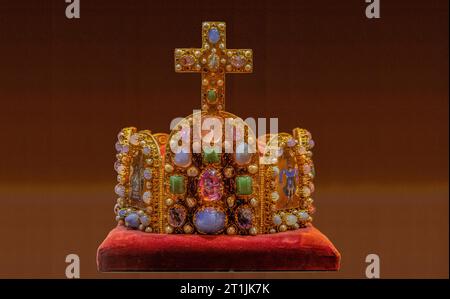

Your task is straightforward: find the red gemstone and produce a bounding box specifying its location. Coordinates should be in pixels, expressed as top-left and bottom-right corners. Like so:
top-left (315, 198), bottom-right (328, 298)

top-left (179, 55), bottom-right (195, 67)
top-left (230, 55), bottom-right (245, 68)
top-left (199, 168), bottom-right (223, 201)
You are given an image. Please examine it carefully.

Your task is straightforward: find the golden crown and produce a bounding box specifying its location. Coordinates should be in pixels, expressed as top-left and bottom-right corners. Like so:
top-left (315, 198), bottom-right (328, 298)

top-left (112, 22), bottom-right (316, 235)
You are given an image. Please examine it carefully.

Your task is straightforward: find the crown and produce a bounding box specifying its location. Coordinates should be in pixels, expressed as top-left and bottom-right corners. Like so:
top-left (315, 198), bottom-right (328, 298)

top-left (112, 22), bottom-right (316, 235)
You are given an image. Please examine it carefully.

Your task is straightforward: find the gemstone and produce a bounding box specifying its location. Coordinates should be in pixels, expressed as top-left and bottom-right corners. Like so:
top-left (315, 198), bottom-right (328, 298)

top-left (203, 147), bottom-right (220, 164)
top-left (169, 175), bottom-right (185, 194)
top-left (115, 142), bottom-right (122, 152)
top-left (168, 205), bottom-right (187, 227)
top-left (187, 166), bottom-right (199, 177)
top-left (230, 55), bottom-right (245, 68)
top-left (186, 197), bottom-right (197, 208)
top-left (194, 207), bottom-right (226, 234)
top-left (208, 53), bottom-right (219, 70)
top-left (227, 196), bottom-right (235, 207)
top-left (287, 138), bottom-right (297, 147)
top-left (224, 167), bottom-right (234, 178)
top-left (286, 214), bottom-right (298, 226)
top-left (208, 28), bottom-right (220, 44)
top-left (143, 168), bottom-right (152, 180)
top-left (179, 55), bottom-right (195, 67)
top-left (142, 191), bottom-right (151, 204)
top-left (303, 164), bottom-right (312, 174)
top-left (139, 215), bottom-right (150, 226)
top-left (125, 213), bottom-right (140, 229)
top-left (271, 191), bottom-right (279, 202)
top-left (309, 182), bottom-right (315, 193)
top-left (142, 147), bottom-right (151, 155)
top-left (118, 209), bottom-right (127, 218)
top-left (302, 186), bottom-right (311, 197)
top-left (309, 139), bottom-right (315, 149)
top-left (199, 168), bottom-right (223, 201)
top-left (207, 89), bottom-right (217, 103)
top-left (114, 184), bottom-right (126, 197)
top-left (174, 150), bottom-right (191, 168)
top-left (273, 214), bottom-right (282, 225)
top-left (183, 224), bottom-right (194, 234)
top-left (236, 206), bottom-right (254, 230)
top-left (165, 164), bottom-right (174, 173)
top-left (248, 164), bottom-right (258, 174)
top-left (129, 134), bottom-right (140, 145)
top-left (121, 145), bottom-right (129, 153)
top-left (117, 165), bottom-right (127, 175)
top-left (236, 176), bottom-right (253, 195)
top-left (298, 211), bottom-right (309, 221)
top-left (235, 142), bottom-right (252, 165)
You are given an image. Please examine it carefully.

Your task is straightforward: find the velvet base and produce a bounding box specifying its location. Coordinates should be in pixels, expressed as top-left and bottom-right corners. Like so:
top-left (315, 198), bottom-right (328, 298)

top-left (97, 225), bottom-right (340, 271)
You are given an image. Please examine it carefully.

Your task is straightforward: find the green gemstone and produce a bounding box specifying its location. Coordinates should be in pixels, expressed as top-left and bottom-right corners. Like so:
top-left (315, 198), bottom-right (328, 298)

top-left (207, 89), bottom-right (217, 103)
top-left (170, 175), bottom-right (185, 194)
top-left (236, 176), bottom-right (253, 195)
top-left (203, 147), bottom-right (220, 164)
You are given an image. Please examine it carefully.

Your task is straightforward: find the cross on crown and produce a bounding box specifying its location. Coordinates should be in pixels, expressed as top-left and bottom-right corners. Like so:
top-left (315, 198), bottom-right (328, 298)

top-left (174, 21), bottom-right (253, 113)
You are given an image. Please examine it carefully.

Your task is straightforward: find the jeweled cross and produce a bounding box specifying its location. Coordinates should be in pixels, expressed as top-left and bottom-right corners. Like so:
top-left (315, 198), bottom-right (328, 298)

top-left (174, 21), bottom-right (253, 113)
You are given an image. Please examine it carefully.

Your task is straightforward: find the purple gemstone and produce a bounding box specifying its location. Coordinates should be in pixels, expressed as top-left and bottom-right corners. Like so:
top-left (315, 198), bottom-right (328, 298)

top-left (115, 142), bottom-right (122, 152)
top-left (168, 206), bottom-right (187, 228)
top-left (199, 168), bottom-right (223, 201)
top-left (236, 206), bottom-right (254, 230)
top-left (287, 138), bottom-right (297, 147)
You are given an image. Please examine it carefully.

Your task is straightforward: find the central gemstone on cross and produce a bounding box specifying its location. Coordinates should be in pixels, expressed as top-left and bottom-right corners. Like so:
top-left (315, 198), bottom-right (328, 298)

top-left (199, 168), bottom-right (223, 201)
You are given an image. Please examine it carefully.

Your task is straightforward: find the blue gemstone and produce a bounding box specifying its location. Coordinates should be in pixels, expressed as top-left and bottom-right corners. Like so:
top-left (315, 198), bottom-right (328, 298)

top-left (125, 213), bottom-right (140, 229)
top-left (235, 142), bottom-right (252, 165)
top-left (118, 209), bottom-right (127, 218)
top-left (139, 215), bottom-right (150, 226)
top-left (208, 28), bottom-right (220, 44)
top-left (194, 207), bottom-right (226, 234)
top-left (174, 150), bottom-right (191, 168)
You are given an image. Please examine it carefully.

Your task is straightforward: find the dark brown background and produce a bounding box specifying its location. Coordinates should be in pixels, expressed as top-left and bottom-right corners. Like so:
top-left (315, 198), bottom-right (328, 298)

top-left (0, 0), bottom-right (448, 278)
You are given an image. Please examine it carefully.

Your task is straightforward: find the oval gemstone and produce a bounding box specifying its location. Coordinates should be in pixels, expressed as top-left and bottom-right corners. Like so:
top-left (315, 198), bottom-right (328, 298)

top-left (143, 168), bottom-right (152, 180)
top-left (114, 184), bottom-right (126, 197)
top-left (174, 150), bottom-right (191, 168)
top-left (286, 214), bottom-right (298, 226)
top-left (208, 28), bottom-right (220, 44)
top-left (199, 168), bottom-right (223, 201)
top-left (194, 207), bottom-right (226, 234)
top-left (235, 142), bottom-right (252, 165)
top-left (208, 53), bottom-right (219, 70)
top-left (168, 206), bottom-right (187, 228)
top-left (273, 214), bottom-right (282, 226)
top-left (236, 206), bottom-right (254, 230)
top-left (118, 209), bottom-right (127, 218)
top-left (207, 89), bottom-right (217, 103)
top-left (179, 55), bottom-right (195, 66)
top-left (298, 211), bottom-right (309, 221)
top-left (125, 213), bottom-right (140, 229)
top-left (230, 55), bottom-right (246, 68)
top-left (140, 215), bottom-right (151, 226)
top-left (142, 191), bottom-right (151, 204)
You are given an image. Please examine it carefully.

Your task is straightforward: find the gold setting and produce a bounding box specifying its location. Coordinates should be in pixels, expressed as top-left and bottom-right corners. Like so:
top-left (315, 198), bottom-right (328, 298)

top-left (112, 22), bottom-right (316, 235)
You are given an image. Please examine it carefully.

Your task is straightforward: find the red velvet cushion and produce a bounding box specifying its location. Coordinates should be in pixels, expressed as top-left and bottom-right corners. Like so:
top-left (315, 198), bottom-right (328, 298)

top-left (97, 225), bottom-right (340, 271)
